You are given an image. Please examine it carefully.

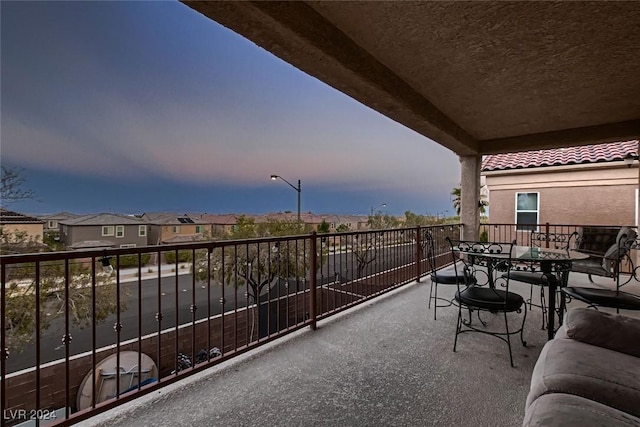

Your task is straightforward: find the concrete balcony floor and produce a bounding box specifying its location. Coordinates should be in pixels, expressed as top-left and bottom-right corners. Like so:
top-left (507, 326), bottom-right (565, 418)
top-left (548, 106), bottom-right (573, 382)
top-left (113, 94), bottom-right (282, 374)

top-left (82, 270), bottom-right (639, 427)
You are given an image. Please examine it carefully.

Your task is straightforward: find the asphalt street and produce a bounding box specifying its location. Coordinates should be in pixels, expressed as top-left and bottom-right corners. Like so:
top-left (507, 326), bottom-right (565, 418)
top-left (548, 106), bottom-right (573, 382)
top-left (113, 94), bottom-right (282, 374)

top-left (7, 243), bottom-right (418, 373)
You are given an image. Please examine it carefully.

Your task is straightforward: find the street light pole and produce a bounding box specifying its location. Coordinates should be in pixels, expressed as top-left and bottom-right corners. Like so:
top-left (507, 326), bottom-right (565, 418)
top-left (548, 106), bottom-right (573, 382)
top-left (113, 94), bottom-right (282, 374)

top-left (270, 175), bottom-right (302, 228)
top-left (370, 203), bottom-right (387, 216)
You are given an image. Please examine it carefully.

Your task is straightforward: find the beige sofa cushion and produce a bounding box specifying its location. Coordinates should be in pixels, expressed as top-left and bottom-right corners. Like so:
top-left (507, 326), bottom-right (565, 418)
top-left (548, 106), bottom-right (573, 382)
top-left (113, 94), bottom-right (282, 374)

top-left (557, 308), bottom-right (640, 358)
top-left (526, 338), bottom-right (640, 418)
top-left (523, 393), bottom-right (640, 427)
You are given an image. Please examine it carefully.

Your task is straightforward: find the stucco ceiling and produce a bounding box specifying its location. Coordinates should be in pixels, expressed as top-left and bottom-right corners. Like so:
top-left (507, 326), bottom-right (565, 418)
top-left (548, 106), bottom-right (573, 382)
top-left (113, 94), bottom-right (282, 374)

top-left (183, 1), bottom-right (640, 156)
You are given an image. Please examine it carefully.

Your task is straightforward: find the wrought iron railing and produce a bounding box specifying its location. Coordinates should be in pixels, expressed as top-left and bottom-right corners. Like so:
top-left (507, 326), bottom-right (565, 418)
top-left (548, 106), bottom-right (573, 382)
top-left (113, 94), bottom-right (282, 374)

top-left (0, 225), bottom-right (460, 426)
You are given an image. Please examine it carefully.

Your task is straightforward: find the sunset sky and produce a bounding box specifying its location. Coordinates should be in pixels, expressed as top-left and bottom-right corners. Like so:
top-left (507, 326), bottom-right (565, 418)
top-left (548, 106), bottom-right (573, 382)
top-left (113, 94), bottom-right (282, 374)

top-left (1, 1), bottom-right (460, 217)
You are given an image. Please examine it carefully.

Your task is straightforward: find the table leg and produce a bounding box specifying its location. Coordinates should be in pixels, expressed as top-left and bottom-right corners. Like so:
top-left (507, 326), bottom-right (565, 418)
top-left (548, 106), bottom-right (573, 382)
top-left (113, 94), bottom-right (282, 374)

top-left (557, 270), bottom-right (569, 327)
top-left (541, 261), bottom-right (556, 340)
top-left (547, 279), bottom-right (556, 340)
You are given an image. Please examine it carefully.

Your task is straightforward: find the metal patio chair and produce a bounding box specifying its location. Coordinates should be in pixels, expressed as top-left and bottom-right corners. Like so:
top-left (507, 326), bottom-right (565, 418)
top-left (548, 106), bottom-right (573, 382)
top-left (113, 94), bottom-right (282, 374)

top-left (563, 235), bottom-right (640, 314)
top-left (425, 229), bottom-right (472, 320)
top-left (571, 226), bottom-right (637, 283)
top-left (447, 238), bottom-right (527, 367)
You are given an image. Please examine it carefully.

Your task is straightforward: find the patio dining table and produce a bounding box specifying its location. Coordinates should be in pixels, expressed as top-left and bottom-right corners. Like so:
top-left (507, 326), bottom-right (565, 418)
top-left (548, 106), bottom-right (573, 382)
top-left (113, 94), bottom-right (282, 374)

top-left (455, 245), bottom-right (589, 340)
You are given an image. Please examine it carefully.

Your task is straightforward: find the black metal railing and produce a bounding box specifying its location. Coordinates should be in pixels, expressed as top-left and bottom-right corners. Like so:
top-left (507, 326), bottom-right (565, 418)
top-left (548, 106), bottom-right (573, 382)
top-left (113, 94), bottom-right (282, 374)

top-left (0, 225), bottom-right (460, 426)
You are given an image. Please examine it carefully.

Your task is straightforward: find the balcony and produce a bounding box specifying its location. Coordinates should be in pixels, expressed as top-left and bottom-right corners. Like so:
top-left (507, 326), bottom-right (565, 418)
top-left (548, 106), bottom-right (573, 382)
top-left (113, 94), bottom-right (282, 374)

top-left (1, 224), bottom-right (639, 426)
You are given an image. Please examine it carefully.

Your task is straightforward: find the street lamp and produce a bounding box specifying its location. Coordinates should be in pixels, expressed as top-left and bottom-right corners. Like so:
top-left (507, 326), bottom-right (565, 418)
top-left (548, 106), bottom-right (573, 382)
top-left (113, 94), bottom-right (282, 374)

top-left (270, 174), bottom-right (301, 227)
top-left (370, 203), bottom-right (387, 216)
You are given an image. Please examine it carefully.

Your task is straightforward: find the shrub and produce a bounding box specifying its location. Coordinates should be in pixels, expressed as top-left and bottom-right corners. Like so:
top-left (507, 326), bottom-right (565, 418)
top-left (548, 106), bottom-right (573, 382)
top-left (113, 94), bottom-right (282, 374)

top-left (117, 254), bottom-right (151, 269)
top-left (164, 250), bottom-right (192, 264)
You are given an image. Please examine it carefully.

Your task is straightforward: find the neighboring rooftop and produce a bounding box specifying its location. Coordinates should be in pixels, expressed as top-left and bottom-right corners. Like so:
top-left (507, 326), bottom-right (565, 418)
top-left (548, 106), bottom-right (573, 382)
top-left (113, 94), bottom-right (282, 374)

top-left (482, 140), bottom-right (639, 172)
top-left (60, 213), bottom-right (147, 226)
top-left (0, 208), bottom-right (44, 224)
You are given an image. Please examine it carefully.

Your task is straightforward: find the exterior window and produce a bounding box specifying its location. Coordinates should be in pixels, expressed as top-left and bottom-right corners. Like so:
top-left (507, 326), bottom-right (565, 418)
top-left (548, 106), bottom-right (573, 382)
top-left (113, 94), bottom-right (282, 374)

top-left (48, 220), bottom-right (56, 228)
top-left (116, 225), bottom-right (124, 238)
top-left (139, 225), bottom-right (147, 237)
top-left (515, 193), bottom-right (539, 231)
top-left (102, 226), bottom-right (115, 236)
top-left (195, 225), bottom-right (203, 233)
top-left (120, 244), bottom-right (136, 248)
top-left (172, 226), bottom-right (180, 233)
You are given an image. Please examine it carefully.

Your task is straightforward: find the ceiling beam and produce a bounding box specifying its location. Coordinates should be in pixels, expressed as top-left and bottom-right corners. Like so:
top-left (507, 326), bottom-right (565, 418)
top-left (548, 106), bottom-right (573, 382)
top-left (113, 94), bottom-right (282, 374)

top-left (480, 120), bottom-right (640, 155)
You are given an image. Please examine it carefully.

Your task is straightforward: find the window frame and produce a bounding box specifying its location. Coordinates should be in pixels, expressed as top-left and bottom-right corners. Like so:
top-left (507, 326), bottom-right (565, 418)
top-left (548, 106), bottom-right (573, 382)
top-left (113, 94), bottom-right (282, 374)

top-left (514, 192), bottom-right (540, 232)
top-left (102, 226), bottom-right (115, 237)
top-left (115, 225), bottom-right (125, 238)
top-left (139, 225), bottom-right (147, 237)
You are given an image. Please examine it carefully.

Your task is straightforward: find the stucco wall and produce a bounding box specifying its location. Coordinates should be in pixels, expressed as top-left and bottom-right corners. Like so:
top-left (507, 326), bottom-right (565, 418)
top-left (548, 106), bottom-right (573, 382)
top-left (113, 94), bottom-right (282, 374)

top-left (0, 223), bottom-right (44, 242)
top-left (488, 184), bottom-right (635, 226)
top-left (485, 164), bottom-right (637, 226)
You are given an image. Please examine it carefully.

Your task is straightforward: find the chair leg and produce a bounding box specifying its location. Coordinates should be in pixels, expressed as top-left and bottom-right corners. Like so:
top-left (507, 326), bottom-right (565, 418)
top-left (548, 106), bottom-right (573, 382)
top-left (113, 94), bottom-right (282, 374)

top-left (433, 282), bottom-right (438, 320)
top-left (504, 311), bottom-right (514, 368)
top-left (520, 304), bottom-right (528, 347)
top-left (428, 281), bottom-right (433, 309)
top-left (528, 284), bottom-right (534, 310)
top-left (539, 286), bottom-right (547, 330)
top-left (453, 305), bottom-right (462, 352)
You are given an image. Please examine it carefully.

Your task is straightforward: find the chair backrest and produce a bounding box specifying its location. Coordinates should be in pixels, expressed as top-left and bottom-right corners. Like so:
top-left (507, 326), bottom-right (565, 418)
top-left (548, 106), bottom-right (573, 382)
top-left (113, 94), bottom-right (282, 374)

top-left (530, 231), bottom-right (579, 250)
top-left (446, 237), bottom-right (516, 291)
top-left (576, 226), bottom-right (621, 255)
top-left (422, 229), bottom-right (437, 275)
top-left (603, 227), bottom-right (638, 276)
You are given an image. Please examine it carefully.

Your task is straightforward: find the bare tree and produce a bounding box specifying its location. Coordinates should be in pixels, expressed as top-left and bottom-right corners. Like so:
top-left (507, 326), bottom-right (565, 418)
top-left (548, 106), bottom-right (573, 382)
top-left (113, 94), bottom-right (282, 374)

top-left (1, 166), bottom-right (36, 206)
top-left (350, 233), bottom-right (381, 278)
top-left (194, 216), bottom-right (315, 341)
top-left (3, 231), bottom-right (124, 350)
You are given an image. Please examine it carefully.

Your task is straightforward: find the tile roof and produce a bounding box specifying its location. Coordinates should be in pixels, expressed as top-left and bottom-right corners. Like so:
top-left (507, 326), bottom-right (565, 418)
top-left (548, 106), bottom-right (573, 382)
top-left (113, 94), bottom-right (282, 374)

top-left (162, 234), bottom-right (207, 244)
top-left (482, 140), bottom-right (638, 172)
top-left (0, 208), bottom-right (44, 224)
top-left (69, 240), bottom-right (115, 249)
top-left (61, 213), bottom-right (146, 226)
top-left (200, 214), bottom-right (240, 225)
top-left (37, 212), bottom-right (80, 221)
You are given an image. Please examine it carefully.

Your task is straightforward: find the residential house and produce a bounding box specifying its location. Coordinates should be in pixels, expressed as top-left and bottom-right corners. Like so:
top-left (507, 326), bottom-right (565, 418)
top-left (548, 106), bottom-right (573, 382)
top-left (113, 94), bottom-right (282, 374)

top-left (141, 212), bottom-right (211, 244)
top-left (314, 214), bottom-right (369, 231)
top-left (198, 213), bottom-right (239, 237)
top-left (39, 211), bottom-right (80, 232)
top-left (0, 209), bottom-right (45, 252)
top-left (482, 140), bottom-right (639, 230)
top-left (60, 213), bottom-right (149, 249)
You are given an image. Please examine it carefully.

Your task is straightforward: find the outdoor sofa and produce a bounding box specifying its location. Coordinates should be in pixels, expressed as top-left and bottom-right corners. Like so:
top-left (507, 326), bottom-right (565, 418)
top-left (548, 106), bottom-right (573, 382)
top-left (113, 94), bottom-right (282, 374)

top-left (523, 307), bottom-right (640, 426)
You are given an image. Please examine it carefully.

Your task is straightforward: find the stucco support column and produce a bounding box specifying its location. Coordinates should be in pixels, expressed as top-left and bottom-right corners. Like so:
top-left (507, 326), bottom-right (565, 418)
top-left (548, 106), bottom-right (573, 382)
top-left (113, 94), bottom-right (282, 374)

top-left (460, 155), bottom-right (482, 241)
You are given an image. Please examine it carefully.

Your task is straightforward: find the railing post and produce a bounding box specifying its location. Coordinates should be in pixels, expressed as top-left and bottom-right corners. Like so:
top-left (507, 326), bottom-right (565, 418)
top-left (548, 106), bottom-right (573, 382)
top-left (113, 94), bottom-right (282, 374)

top-left (415, 226), bottom-right (422, 282)
top-left (309, 232), bottom-right (317, 330)
top-left (545, 222), bottom-right (550, 248)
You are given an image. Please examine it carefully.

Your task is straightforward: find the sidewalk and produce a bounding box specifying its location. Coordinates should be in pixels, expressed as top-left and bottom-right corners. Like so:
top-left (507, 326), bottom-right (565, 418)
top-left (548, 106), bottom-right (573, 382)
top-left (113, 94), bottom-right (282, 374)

top-left (117, 262), bottom-right (192, 282)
